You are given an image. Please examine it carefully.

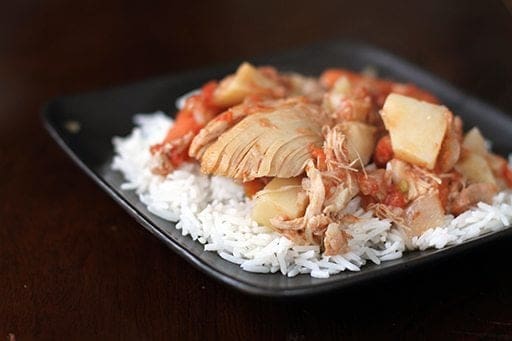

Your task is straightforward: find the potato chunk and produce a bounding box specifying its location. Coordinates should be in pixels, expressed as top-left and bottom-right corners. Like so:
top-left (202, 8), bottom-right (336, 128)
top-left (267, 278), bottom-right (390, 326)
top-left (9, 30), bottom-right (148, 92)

top-left (212, 62), bottom-right (281, 107)
top-left (340, 121), bottom-right (377, 166)
top-left (463, 127), bottom-right (488, 156)
top-left (381, 93), bottom-right (449, 169)
top-left (455, 152), bottom-right (496, 185)
top-left (251, 177), bottom-right (307, 228)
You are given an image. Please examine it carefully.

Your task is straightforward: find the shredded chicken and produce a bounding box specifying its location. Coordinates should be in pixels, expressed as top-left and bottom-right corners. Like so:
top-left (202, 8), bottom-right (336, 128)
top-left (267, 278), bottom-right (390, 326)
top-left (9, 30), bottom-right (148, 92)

top-left (451, 183), bottom-right (498, 215)
top-left (151, 132), bottom-right (194, 175)
top-left (269, 160), bottom-right (328, 245)
top-left (369, 203), bottom-right (405, 227)
top-left (324, 223), bottom-right (351, 256)
top-left (388, 159), bottom-right (441, 201)
top-left (284, 73), bottom-right (326, 104)
top-left (320, 125), bottom-right (360, 216)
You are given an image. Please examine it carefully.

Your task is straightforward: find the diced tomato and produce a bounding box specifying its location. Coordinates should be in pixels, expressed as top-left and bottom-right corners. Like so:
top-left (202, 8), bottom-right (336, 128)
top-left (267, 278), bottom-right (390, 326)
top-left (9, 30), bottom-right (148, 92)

top-left (320, 68), bottom-right (438, 106)
top-left (392, 83), bottom-right (439, 104)
top-left (359, 194), bottom-right (377, 209)
top-left (320, 69), bottom-right (362, 88)
top-left (201, 81), bottom-right (218, 109)
top-left (163, 109), bottom-right (202, 142)
top-left (169, 149), bottom-right (190, 165)
top-left (373, 135), bottom-right (393, 167)
top-left (502, 163), bottom-right (512, 188)
top-left (384, 186), bottom-right (407, 208)
top-left (438, 178), bottom-right (450, 210)
top-left (357, 172), bottom-right (380, 197)
top-left (150, 81), bottom-right (224, 169)
top-left (309, 145), bottom-right (327, 171)
top-left (243, 179), bottom-right (266, 199)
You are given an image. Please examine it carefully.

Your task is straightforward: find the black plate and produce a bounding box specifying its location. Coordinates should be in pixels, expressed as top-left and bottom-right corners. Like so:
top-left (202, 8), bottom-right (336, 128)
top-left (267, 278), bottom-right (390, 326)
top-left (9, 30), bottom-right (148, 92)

top-left (42, 41), bottom-right (512, 298)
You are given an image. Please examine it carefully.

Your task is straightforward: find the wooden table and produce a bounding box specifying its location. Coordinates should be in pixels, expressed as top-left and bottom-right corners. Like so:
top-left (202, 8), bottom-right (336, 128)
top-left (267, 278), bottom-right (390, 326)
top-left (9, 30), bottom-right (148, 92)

top-left (2, 1), bottom-right (512, 339)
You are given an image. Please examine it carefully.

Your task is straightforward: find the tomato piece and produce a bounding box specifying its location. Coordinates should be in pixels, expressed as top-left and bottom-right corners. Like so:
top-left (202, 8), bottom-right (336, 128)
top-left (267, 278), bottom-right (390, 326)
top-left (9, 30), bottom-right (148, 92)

top-left (201, 81), bottom-right (219, 109)
top-left (392, 83), bottom-right (439, 104)
top-left (359, 194), bottom-right (378, 209)
top-left (357, 172), bottom-right (380, 197)
top-left (438, 178), bottom-right (450, 210)
top-left (373, 135), bottom-right (393, 167)
top-left (384, 186), bottom-right (407, 208)
top-left (162, 109), bottom-right (202, 142)
top-left (243, 179), bottom-right (266, 199)
top-left (320, 69), bottom-right (362, 88)
top-left (502, 163), bottom-right (512, 188)
top-left (151, 81), bottom-right (223, 169)
top-left (309, 145), bottom-right (327, 171)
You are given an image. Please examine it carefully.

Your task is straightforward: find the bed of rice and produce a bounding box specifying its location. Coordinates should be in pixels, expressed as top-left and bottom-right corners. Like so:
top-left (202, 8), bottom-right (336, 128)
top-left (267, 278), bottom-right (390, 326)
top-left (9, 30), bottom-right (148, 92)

top-left (112, 112), bottom-right (512, 278)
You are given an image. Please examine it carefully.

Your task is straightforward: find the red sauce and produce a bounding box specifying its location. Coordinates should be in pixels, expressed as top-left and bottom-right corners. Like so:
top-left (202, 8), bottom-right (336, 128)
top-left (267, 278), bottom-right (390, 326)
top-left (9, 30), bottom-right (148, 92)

top-left (216, 110), bottom-right (233, 123)
top-left (308, 144), bottom-right (326, 171)
top-left (243, 179), bottom-right (267, 198)
top-left (383, 186), bottom-right (407, 208)
top-left (201, 81), bottom-right (219, 110)
top-left (502, 163), bottom-right (512, 188)
top-left (373, 135), bottom-right (393, 167)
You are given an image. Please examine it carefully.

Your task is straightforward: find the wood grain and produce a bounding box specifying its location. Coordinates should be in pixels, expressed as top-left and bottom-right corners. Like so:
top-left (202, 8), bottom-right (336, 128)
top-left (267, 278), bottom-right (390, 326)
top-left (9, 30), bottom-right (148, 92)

top-left (2, 0), bottom-right (512, 339)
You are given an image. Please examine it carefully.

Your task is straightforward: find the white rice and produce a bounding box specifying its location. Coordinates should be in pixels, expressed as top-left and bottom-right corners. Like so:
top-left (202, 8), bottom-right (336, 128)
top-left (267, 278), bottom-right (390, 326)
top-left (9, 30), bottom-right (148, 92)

top-left (112, 113), bottom-right (512, 278)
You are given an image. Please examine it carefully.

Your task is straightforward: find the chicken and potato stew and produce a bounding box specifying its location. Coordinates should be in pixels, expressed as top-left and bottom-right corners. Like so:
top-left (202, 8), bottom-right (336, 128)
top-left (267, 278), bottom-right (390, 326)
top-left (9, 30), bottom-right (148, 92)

top-left (150, 63), bottom-right (512, 255)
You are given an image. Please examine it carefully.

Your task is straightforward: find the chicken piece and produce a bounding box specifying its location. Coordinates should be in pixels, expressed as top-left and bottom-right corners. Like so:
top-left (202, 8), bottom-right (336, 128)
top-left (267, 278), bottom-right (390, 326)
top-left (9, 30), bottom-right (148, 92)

top-left (322, 77), bottom-right (377, 125)
top-left (189, 97), bottom-right (276, 159)
top-left (268, 158), bottom-right (356, 254)
top-left (403, 193), bottom-right (445, 238)
top-left (371, 192), bottom-right (445, 245)
top-left (284, 73), bottom-right (326, 104)
top-left (388, 158), bottom-right (442, 201)
top-left (199, 98), bottom-right (325, 181)
top-left (150, 132), bottom-right (194, 176)
top-left (320, 124), bottom-right (360, 214)
top-left (269, 161), bottom-right (329, 245)
top-left (451, 183), bottom-right (498, 215)
top-left (323, 223), bottom-right (351, 256)
top-left (438, 171), bottom-right (465, 212)
top-left (302, 161), bottom-right (328, 219)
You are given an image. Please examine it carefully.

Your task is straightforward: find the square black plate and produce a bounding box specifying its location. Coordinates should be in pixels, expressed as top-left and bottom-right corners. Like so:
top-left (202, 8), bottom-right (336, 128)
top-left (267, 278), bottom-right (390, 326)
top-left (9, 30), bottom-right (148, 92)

top-left (43, 41), bottom-right (512, 298)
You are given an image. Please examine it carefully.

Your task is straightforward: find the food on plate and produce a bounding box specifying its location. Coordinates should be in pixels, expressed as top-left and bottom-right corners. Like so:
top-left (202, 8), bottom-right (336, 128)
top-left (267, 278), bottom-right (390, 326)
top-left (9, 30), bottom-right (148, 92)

top-left (112, 62), bottom-right (512, 278)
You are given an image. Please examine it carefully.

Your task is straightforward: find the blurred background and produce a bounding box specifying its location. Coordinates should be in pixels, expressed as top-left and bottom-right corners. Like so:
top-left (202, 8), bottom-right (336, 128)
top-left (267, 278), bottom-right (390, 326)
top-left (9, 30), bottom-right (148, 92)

top-left (2, 0), bottom-right (512, 339)
top-left (1, 1), bottom-right (511, 115)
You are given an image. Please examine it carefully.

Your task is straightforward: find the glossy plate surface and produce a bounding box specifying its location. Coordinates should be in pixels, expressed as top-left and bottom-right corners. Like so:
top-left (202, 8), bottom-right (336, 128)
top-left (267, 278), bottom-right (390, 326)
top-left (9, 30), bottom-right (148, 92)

top-left (43, 41), bottom-right (512, 297)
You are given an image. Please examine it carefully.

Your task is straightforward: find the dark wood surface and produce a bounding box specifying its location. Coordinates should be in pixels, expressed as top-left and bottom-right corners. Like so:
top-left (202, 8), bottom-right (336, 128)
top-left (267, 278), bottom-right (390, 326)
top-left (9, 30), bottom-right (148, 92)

top-left (2, 1), bottom-right (512, 339)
